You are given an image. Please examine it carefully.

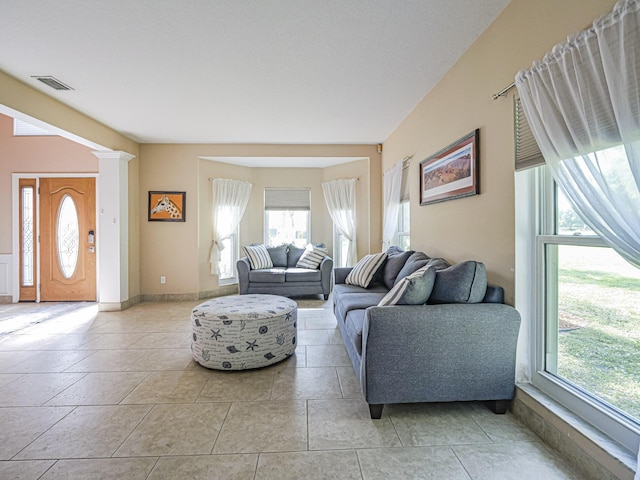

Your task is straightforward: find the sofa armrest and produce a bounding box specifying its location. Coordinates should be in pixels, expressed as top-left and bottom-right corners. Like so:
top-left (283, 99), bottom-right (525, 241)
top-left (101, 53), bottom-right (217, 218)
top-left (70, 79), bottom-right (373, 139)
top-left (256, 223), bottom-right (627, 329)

top-left (333, 267), bottom-right (353, 285)
top-left (320, 256), bottom-right (334, 295)
top-left (360, 303), bottom-right (521, 405)
top-left (237, 257), bottom-right (250, 294)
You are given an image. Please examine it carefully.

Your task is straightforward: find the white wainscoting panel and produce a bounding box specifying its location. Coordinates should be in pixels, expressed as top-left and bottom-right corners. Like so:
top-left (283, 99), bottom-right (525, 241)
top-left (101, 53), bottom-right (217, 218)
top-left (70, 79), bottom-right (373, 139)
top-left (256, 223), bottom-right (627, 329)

top-left (0, 254), bottom-right (12, 297)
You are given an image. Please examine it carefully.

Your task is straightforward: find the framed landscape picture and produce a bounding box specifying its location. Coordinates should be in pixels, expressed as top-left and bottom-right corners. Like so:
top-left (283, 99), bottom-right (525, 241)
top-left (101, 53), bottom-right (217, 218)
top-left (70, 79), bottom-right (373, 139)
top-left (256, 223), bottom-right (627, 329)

top-left (420, 129), bottom-right (479, 205)
top-left (148, 191), bottom-right (186, 222)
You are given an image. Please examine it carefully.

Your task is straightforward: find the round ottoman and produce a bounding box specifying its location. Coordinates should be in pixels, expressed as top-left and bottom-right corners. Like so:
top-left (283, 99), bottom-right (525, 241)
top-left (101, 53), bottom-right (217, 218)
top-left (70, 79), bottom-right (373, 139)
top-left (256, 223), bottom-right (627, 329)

top-left (191, 294), bottom-right (297, 370)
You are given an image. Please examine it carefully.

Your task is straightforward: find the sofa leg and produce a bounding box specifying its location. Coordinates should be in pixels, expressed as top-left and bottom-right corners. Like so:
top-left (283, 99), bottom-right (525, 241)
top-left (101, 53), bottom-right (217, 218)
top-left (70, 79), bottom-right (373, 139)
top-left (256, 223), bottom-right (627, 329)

top-left (487, 400), bottom-right (510, 414)
top-left (323, 294), bottom-right (329, 300)
top-left (368, 403), bottom-right (384, 419)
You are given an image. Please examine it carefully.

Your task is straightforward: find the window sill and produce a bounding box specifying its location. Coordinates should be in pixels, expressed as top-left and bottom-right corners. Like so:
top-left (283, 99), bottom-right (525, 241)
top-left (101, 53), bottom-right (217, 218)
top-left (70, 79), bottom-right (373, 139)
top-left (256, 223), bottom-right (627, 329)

top-left (513, 383), bottom-right (636, 480)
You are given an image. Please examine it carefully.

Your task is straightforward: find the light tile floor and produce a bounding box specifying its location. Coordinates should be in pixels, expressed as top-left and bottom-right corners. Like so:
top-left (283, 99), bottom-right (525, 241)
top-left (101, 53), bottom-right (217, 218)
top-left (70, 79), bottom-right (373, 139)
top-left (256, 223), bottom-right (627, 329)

top-left (0, 298), bottom-right (584, 479)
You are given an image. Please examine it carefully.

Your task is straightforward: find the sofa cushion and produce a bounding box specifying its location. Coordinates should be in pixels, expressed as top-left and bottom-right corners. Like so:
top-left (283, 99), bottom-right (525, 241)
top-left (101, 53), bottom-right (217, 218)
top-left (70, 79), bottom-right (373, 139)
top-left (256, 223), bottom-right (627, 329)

top-left (248, 268), bottom-right (286, 283)
top-left (346, 252), bottom-right (387, 288)
top-left (333, 283), bottom-right (388, 298)
top-left (383, 250), bottom-right (413, 289)
top-left (296, 245), bottom-right (328, 269)
top-left (345, 309), bottom-right (366, 355)
top-left (378, 265), bottom-right (436, 306)
top-left (285, 268), bottom-right (321, 282)
top-left (336, 292), bottom-right (387, 323)
top-left (287, 245), bottom-right (306, 268)
top-left (243, 244), bottom-right (273, 270)
top-left (267, 245), bottom-right (288, 267)
top-left (429, 261), bottom-right (487, 304)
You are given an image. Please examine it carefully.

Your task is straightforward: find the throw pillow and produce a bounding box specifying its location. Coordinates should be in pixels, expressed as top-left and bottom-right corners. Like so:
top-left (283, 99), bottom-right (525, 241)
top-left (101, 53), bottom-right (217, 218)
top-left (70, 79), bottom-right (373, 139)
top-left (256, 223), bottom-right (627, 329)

top-left (394, 252), bottom-right (429, 285)
top-left (383, 249), bottom-right (413, 290)
top-left (267, 245), bottom-right (288, 267)
top-left (394, 254), bottom-right (450, 286)
top-left (296, 245), bottom-right (328, 269)
top-left (345, 252), bottom-right (388, 288)
top-left (428, 260), bottom-right (487, 304)
top-left (378, 265), bottom-right (436, 306)
top-left (243, 244), bottom-right (273, 270)
top-left (287, 244), bottom-right (306, 267)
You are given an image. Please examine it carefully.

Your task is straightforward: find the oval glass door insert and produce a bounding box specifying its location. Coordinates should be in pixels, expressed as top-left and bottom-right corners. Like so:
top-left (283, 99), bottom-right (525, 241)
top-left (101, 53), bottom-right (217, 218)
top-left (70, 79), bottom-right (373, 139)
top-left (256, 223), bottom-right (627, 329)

top-left (57, 195), bottom-right (79, 278)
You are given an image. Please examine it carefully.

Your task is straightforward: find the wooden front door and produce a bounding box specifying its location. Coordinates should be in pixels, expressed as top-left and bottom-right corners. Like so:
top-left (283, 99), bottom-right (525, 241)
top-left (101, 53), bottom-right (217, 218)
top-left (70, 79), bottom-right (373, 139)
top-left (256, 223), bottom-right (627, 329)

top-left (39, 177), bottom-right (96, 301)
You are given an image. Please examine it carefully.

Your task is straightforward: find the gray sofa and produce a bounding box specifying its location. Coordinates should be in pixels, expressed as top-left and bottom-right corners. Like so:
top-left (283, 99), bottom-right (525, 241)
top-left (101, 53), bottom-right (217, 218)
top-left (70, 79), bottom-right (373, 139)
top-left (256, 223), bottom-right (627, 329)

top-left (238, 244), bottom-right (333, 299)
top-left (333, 247), bottom-right (521, 419)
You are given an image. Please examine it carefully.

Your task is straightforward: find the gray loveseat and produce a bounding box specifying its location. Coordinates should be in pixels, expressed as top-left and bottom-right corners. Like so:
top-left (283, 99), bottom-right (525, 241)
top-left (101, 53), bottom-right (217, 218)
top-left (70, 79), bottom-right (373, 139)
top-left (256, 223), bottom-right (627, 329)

top-left (333, 247), bottom-right (521, 419)
top-left (238, 244), bottom-right (333, 299)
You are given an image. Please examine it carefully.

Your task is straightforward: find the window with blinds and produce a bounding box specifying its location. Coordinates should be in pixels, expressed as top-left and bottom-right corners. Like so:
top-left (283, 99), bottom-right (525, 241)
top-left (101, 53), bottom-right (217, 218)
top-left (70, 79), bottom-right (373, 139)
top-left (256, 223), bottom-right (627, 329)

top-left (264, 188), bottom-right (310, 211)
top-left (264, 188), bottom-right (311, 247)
top-left (515, 96), bottom-right (544, 171)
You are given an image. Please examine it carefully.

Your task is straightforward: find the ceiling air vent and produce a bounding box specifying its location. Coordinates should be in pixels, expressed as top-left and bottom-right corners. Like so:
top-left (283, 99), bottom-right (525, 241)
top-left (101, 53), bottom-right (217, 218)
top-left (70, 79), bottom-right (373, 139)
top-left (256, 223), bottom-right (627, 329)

top-left (31, 76), bottom-right (74, 91)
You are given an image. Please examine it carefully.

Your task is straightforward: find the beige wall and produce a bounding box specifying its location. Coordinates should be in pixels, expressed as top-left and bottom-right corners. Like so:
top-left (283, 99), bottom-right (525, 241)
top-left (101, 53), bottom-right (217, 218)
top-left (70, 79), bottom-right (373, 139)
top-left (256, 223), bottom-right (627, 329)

top-left (140, 144), bottom-right (380, 298)
top-left (127, 157), bottom-right (141, 299)
top-left (138, 144), bottom-right (200, 297)
top-left (0, 113), bottom-right (98, 253)
top-left (382, 0), bottom-right (617, 305)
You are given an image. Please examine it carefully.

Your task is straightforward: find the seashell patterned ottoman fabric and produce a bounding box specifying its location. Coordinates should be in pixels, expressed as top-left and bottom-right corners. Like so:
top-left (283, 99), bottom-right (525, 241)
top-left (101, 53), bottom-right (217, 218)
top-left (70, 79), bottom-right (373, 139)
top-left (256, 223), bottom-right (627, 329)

top-left (191, 294), bottom-right (297, 370)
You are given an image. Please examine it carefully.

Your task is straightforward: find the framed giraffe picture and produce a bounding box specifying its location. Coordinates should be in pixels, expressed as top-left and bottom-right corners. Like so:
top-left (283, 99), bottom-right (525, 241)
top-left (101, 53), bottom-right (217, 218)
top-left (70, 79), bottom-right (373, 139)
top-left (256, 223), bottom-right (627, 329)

top-left (148, 191), bottom-right (186, 222)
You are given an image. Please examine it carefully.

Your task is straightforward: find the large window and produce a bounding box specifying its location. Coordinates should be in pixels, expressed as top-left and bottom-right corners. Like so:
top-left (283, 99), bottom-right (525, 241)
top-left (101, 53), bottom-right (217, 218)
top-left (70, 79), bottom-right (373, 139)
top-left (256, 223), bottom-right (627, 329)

top-left (397, 201), bottom-right (410, 251)
top-left (528, 165), bottom-right (640, 450)
top-left (217, 229), bottom-right (238, 285)
top-left (264, 188), bottom-right (310, 247)
top-left (333, 228), bottom-right (350, 268)
top-left (397, 160), bottom-right (410, 250)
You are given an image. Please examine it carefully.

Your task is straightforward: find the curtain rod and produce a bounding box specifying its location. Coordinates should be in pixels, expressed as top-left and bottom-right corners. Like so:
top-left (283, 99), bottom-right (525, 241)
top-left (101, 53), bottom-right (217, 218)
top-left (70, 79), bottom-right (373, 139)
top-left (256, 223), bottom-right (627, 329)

top-left (208, 178), bottom-right (255, 185)
top-left (208, 177), bottom-right (253, 181)
top-left (492, 82), bottom-right (516, 100)
top-left (210, 177), bottom-right (360, 181)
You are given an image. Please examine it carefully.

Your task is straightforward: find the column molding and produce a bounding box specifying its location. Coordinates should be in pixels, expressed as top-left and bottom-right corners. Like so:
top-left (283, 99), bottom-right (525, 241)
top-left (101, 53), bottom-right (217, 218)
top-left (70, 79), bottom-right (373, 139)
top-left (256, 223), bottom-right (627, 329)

top-left (92, 150), bottom-right (135, 310)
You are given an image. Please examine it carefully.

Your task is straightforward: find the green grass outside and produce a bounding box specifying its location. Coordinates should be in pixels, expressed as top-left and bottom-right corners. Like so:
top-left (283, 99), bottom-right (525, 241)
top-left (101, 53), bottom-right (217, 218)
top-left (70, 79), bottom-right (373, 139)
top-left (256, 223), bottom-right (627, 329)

top-left (557, 266), bottom-right (640, 419)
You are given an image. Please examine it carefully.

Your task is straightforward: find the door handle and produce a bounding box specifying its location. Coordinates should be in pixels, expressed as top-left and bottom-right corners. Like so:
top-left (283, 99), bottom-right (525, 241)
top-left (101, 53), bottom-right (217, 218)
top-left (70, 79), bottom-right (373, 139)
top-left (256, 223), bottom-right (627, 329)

top-left (88, 230), bottom-right (95, 244)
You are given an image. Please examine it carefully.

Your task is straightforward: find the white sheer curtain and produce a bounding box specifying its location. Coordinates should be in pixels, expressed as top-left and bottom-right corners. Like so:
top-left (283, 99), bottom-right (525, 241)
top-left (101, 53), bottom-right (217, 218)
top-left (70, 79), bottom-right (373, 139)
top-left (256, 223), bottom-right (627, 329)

top-left (322, 178), bottom-right (357, 267)
top-left (515, 0), bottom-right (640, 270)
top-left (209, 178), bottom-right (252, 274)
top-left (382, 160), bottom-right (403, 251)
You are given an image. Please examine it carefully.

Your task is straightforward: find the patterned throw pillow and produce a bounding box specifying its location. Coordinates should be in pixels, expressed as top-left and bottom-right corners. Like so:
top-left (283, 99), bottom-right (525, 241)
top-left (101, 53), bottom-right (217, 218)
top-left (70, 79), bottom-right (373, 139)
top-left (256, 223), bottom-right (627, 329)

top-left (243, 244), bottom-right (273, 270)
top-left (378, 265), bottom-right (436, 306)
top-left (345, 252), bottom-right (387, 288)
top-left (296, 245), bottom-right (328, 269)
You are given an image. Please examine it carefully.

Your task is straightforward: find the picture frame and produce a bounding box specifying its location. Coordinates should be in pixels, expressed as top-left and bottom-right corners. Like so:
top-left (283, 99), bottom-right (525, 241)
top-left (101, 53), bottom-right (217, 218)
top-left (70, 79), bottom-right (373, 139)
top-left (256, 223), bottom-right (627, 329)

top-left (148, 191), bottom-right (186, 222)
top-left (420, 129), bottom-right (480, 206)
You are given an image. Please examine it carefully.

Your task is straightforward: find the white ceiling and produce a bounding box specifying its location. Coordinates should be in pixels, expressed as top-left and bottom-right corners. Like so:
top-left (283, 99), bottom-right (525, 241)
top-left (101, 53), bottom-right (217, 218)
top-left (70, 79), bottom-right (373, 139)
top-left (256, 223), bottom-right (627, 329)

top-left (0, 0), bottom-right (510, 145)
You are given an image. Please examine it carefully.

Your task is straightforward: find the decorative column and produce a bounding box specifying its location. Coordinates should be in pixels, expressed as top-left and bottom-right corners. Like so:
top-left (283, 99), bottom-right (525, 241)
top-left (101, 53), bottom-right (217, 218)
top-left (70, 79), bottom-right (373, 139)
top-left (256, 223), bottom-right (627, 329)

top-left (92, 150), bottom-right (135, 310)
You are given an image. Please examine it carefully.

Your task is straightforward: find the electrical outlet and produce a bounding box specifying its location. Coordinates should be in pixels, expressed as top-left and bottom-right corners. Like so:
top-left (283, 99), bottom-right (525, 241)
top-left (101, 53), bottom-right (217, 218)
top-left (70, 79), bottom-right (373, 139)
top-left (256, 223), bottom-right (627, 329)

top-left (160, 276), bottom-right (166, 284)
